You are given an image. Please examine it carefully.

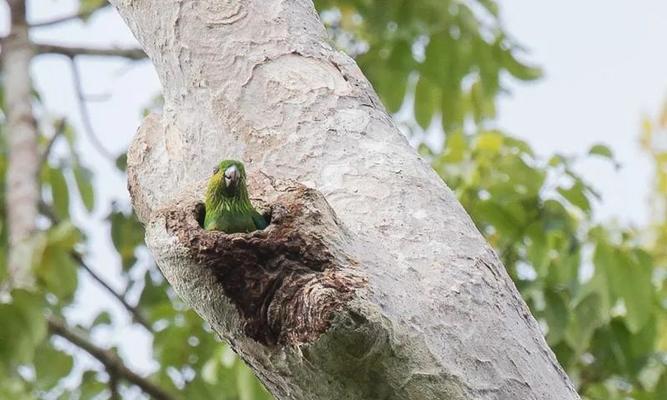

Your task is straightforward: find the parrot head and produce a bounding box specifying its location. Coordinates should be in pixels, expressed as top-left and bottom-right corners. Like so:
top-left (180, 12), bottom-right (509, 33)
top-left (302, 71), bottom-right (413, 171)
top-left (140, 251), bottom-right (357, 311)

top-left (208, 159), bottom-right (248, 199)
top-left (204, 159), bottom-right (268, 232)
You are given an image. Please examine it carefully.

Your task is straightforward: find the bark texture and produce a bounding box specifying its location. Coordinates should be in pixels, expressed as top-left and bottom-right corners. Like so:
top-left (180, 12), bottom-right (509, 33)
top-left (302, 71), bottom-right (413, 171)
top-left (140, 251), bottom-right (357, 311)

top-left (112, 0), bottom-right (580, 399)
top-left (3, 0), bottom-right (39, 288)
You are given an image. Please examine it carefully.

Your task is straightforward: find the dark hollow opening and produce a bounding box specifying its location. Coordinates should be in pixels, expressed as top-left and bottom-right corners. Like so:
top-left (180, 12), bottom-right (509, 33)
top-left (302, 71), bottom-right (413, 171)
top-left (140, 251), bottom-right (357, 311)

top-left (168, 187), bottom-right (365, 346)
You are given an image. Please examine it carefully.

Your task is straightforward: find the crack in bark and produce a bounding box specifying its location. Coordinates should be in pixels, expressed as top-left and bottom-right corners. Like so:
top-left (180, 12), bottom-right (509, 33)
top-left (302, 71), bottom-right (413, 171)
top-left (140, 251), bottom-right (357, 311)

top-left (164, 184), bottom-right (366, 345)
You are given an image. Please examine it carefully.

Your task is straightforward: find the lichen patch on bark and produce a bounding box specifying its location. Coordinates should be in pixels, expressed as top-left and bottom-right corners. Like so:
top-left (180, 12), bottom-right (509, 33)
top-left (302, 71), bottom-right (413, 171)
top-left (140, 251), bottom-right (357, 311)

top-left (164, 184), bottom-right (366, 346)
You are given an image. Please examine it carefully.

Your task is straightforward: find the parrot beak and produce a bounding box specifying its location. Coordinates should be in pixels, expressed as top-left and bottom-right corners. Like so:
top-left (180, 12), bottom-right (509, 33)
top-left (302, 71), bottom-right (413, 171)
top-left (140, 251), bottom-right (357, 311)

top-left (224, 165), bottom-right (240, 188)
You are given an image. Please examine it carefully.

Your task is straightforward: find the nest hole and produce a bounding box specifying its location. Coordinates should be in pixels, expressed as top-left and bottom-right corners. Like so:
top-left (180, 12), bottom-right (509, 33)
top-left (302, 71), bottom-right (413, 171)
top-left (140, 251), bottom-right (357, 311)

top-left (167, 187), bottom-right (365, 346)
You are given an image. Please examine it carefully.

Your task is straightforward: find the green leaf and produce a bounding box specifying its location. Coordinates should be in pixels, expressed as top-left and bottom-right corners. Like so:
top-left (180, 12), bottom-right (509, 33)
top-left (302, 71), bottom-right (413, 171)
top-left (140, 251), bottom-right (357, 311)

top-left (13, 290), bottom-right (47, 346)
top-left (0, 376), bottom-right (34, 400)
top-left (154, 324), bottom-right (191, 367)
top-left (588, 143), bottom-right (614, 159)
top-left (469, 80), bottom-right (496, 123)
top-left (499, 45), bottom-right (543, 81)
top-left (478, 0), bottom-right (499, 17)
top-left (655, 372), bottom-right (667, 399)
top-left (202, 357), bottom-right (219, 385)
top-left (47, 167), bottom-right (70, 220)
top-left (565, 293), bottom-right (605, 355)
top-left (582, 383), bottom-right (612, 400)
top-left (363, 58), bottom-right (408, 114)
top-left (73, 164), bottom-right (95, 212)
top-left (35, 231), bottom-right (79, 300)
top-left (443, 131), bottom-right (468, 163)
top-left (109, 210), bottom-right (144, 271)
top-left (236, 362), bottom-right (271, 400)
top-left (474, 37), bottom-right (500, 97)
top-left (91, 311), bottom-right (112, 327)
top-left (382, 40), bottom-right (413, 113)
top-left (594, 243), bottom-right (654, 333)
top-left (0, 290), bottom-right (46, 370)
top-left (34, 342), bottom-right (74, 390)
top-left (79, 370), bottom-right (106, 399)
top-left (139, 272), bottom-right (170, 312)
top-left (414, 76), bottom-right (439, 129)
top-left (557, 181), bottom-right (591, 212)
top-left (79, 0), bottom-right (106, 15)
top-left (621, 252), bottom-right (654, 333)
top-left (236, 363), bottom-right (256, 400)
top-left (589, 317), bottom-right (656, 379)
top-left (115, 153), bottom-right (128, 172)
top-left (358, 41), bottom-right (413, 114)
top-left (381, 72), bottom-right (408, 114)
top-left (545, 246), bottom-right (580, 291)
top-left (47, 221), bottom-right (81, 249)
top-left (475, 131), bottom-right (504, 153)
top-left (543, 290), bottom-right (569, 345)
top-left (441, 85), bottom-right (464, 132)
top-left (472, 200), bottom-right (522, 238)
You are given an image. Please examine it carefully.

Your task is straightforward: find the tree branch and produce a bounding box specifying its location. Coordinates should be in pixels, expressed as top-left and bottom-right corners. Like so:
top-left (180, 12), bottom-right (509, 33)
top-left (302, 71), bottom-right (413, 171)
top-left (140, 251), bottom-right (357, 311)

top-left (34, 43), bottom-right (146, 60)
top-left (30, 4), bottom-right (109, 28)
top-left (72, 252), bottom-right (153, 332)
top-left (38, 202), bottom-right (152, 332)
top-left (47, 316), bottom-right (173, 400)
top-left (69, 57), bottom-right (116, 162)
top-left (109, 371), bottom-right (121, 400)
top-left (39, 118), bottom-right (66, 168)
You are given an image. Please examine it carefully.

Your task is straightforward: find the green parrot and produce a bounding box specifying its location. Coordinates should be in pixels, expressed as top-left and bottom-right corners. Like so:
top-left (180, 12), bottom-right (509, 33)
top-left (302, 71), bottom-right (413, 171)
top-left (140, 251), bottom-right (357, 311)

top-left (204, 160), bottom-right (268, 233)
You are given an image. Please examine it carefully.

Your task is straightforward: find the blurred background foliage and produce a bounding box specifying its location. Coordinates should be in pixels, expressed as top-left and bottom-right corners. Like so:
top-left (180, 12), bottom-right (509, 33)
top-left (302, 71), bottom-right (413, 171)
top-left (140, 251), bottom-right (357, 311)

top-left (0, 0), bottom-right (665, 399)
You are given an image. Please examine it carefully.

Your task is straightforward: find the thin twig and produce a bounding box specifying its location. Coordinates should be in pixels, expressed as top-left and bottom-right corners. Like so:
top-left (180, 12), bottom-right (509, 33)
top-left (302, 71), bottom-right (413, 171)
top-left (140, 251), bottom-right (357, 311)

top-left (85, 92), bottom-right (113, 102)
top-left (72, 252), bottom-right (153, 332)
top-left (48, 316), bottom-right (174, 400)
top-left (38, 202), bottom-right (152, 332)
top-left (35, 43), bottom-right (146, 60)
top-left (30, 4), bottom-right (109, 28)
top-left (68, 57), bottom-right (116, 162)
top-left (39, 118), bottom-right (66, 168)
top-left (109, 371), bottom-right (121, 400)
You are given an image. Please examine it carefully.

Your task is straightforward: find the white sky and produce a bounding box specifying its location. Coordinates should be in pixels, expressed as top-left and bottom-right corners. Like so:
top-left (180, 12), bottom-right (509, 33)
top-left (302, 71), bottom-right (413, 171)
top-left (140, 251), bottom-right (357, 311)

top-left (498, 1), bottom-right (667, 226)
top-left (1, 0), bottom-right (666, 377)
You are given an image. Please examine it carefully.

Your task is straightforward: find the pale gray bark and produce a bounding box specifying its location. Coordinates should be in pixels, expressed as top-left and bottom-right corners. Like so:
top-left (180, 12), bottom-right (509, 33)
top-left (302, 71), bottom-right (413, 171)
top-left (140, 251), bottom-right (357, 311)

top-left (112, 0), bottom-right (580, 399)
top-left (3, 0), bottom-right (38, 288)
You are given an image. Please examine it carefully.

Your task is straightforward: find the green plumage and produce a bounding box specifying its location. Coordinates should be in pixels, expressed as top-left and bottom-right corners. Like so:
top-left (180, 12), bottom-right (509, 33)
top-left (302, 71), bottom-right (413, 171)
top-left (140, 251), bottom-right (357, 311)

top-left (204, 160), bottom-right (268, 233)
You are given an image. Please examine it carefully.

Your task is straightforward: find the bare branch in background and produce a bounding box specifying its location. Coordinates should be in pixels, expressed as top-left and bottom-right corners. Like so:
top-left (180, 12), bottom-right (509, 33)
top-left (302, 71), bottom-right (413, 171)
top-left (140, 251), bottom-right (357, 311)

top-left (85, 92), bottom-right (113, 102)
top-left (48, 316), bottom-right (174, 400)
top-left (35, 43), bottom-right (146, 60)
top-left (109, 372), bottom-right (121, 400)
top-left (39, 118), bottom-right (66, 168)
top-left (30, 4), bottom-right (109, 28)
top-left (38, 202), bottom-right (153, 332)
top-left (3, 0), bottom-right (39, 288)
top-left (72, 252), bottom-right (153, 332)
top-left (69, 57), bottom-right (116, 162)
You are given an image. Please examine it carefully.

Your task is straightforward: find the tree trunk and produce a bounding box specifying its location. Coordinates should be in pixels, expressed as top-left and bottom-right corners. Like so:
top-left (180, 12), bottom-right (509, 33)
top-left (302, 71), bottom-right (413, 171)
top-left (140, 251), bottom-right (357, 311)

top-left (111, 1), bottom-right (580, 399)
top-left (3, 0), bottom-right (39, 288)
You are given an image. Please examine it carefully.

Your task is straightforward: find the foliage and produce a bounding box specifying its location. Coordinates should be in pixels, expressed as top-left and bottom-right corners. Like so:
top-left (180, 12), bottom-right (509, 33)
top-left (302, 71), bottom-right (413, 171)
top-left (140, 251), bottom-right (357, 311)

top-left (0, 1), bottom-right (664, 399)
top-left (315, 0), bottom-right (541, 132)
top-left (422, 132), bottom-right (666, 399)
top-left (641, 101), bottom-right (667, 265)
